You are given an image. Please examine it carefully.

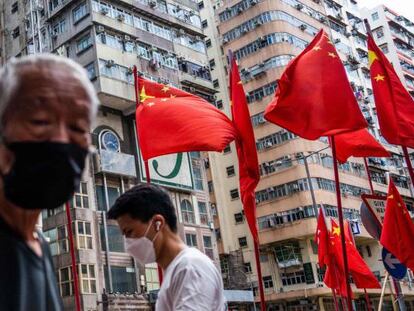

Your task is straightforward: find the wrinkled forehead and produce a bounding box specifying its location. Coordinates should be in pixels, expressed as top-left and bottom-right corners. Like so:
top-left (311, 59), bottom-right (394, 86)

top-left (4, 65), bottom-right (92, 120)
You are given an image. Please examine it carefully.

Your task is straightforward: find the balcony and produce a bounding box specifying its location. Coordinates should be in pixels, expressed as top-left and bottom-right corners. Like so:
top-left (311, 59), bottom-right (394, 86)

top-left (94, 150), bottom-right (137, 177)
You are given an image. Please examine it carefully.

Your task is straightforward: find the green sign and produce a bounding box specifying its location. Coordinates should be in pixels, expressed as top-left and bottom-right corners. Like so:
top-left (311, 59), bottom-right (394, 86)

top-left (303, 263), bottom-right (315, 284)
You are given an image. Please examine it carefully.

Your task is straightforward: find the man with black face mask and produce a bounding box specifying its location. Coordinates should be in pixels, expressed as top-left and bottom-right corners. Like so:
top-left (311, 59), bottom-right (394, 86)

top-left (0, 54), bottom-right (99, 311)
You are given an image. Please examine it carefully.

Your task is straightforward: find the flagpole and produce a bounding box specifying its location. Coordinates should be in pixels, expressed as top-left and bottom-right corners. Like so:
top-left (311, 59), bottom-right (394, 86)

top-left (253, 239), bottom-right (266, 311)
top-left (402, 146), bottom-right (414, 188)
top-left (331, 136), bottom-right (354, 311)
top-left (378, 272), bottom-right (388, 311)
top-left (65, 201), bottom-right (82, 311)
top-left (363, 158), bottom-right (375, 194)
top-left (332, 289), bottom-right (340, 311)
top-left (133, 66), bottom-right (163, 285)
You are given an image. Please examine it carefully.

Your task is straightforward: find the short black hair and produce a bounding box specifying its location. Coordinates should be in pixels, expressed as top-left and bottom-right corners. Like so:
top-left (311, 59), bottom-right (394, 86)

top-left (107, 183), bottom-right (177, 232)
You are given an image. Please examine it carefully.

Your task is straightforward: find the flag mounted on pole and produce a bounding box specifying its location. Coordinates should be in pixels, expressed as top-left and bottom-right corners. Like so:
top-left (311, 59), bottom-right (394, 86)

top-left (333, 128), bottom-right (390, 163)
top-left (264, 29), bottom-right (367, 139)
top-left (135, 76), bottom-right (238, 160)
top-left (380, 181), bottom-right (414, 271)
top-left (368, 34), bottom-right (414, 148)
top-left (315, 207), bottom-right (330, 268)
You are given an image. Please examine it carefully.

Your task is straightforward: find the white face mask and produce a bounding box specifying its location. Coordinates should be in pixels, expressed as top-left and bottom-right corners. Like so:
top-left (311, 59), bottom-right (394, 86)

top-left (125, 221), bottom-right (159, 265)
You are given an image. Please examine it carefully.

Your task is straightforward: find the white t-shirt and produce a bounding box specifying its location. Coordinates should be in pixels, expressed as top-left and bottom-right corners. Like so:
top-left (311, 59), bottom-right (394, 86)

top-left (155, 247), bottom-right (226, 311)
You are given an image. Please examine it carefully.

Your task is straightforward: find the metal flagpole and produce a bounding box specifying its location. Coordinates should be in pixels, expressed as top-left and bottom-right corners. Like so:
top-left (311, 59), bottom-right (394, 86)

top-left (363, 158), bottom-right (375, 194)
top-left (378, 272), bottom-right (389, 311)
top-left (331, 136), bottom-right (354, 311)
top-left (65, 202), bottom-right (82, 311)
top-left (133, 66), bottom-right (163, 284)
top-left (402, 146), bottom-right (414, 187)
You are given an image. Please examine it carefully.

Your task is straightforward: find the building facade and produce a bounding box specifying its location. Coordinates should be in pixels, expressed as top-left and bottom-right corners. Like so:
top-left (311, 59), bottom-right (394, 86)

top-left (205, 0), bottom-right (414, 309)
top-left (0, 0), bottom-right (221, 309)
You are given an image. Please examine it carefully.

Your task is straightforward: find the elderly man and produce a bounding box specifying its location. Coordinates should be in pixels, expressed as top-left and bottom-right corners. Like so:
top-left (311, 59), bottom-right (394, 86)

top-left (0, 54), bottom-right (98, 310)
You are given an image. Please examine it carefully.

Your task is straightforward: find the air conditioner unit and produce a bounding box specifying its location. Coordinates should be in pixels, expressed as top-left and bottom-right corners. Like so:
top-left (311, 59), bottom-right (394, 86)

top-left (100, 7), bottom-right (109, 15)
top-left (250, 0), bottom-right (258, 5)
top-left (149, 58), bottom-right (160, 70)
top-left (319, 16), bottom-right (327, 23)
top-left (334, 38), bottom-right (341, 43)
top-left (106, 59), bottom-right (115, 67)
top-left (242, 27), bottom-right (249, 34)
top-left (96, 25), bottom-right (105, 33)
top-left (223, 37), bottom-right (229, 44)
top-left (299, 24), bottom-right (307, 31)
top-left (124, 35), bottom-right (131, 41)
top-left (258, 117), bottom-right (265, 124)
top-left (117, 14), bottom-right (125, 22)
top-left (237, 7), bottom-right (243, 14)
top-left (295, 3), bottom-right (304, 10)
top-left (189, 86), bottom-right (196, 92)
top-left (265, 141), bottom-right (273, 148)
top-left (336, 13), bottom-right (343, 20)
top-left (149, 0), bottom-right (157, 8)
top-left (291, 184), bottom-right (299, 192)
top-left (345, 32), bottom-right (352, 37)
top-left (254, 20), bottom-right (263, 27)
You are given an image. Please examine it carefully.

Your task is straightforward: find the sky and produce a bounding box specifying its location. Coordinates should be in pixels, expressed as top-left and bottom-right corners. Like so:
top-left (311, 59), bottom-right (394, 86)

top-left (359, 0), bottom-right (414, 22)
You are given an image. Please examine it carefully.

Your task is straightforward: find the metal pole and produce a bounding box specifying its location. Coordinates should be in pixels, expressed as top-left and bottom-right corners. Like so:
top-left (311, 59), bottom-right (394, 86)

top-left (331, 136), bottom-right (354, 311)
top-left (303, 153), bottom-right (318, 216)
top-left (102, 173), bottom-right (113, 292)
top-left (253, 240), bottom-right (266, 311)
top-left (65, 202), bottom-right (82, 311)
top-left (363, 158), bottom-right (375, 194)
top-left (402, 146), bottom-right (414, 188)
top-left (378, 272), bottom-right (389, 311)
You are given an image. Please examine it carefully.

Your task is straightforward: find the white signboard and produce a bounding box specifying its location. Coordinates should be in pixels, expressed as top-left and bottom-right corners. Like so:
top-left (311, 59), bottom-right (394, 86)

top-left (139, 152), bottom-right (194, 190)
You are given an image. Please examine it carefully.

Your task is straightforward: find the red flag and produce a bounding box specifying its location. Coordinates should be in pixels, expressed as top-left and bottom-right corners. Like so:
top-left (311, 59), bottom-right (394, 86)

top-left (230, 55), bottom-right (260, 242)
top-left (368, 34), bottom-right (414, 148)
top-left (380, 181), bottom-right (414, 271)
top-left (315, 208), bottom-right (330, 268)
top-left (135, 76), bottom-right (237, 160)
top-left (264, 29), bottom-right (367, 140)
top-left (331, 219), bottom-right (381, 289)
top-left (334, 128), bottom-right (390, 163)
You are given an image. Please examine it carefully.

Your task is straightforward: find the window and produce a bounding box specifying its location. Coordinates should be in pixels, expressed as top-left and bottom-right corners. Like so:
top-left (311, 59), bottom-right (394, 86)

top-left (274, 241), bottom-right (302, 263)
top-left (230, 188), bottom-right (239, 200)
top-left (223, 144), bottom-right (231, 153)
top-left (11, 2), bottom-right (18, 13)
top-left (145, 264), bottom-right (160, 291)
top-left (226, 165), bottom-right (235, 177)
top-left (80, 264), bottom-right (96, 293)
top-left (44, 225), bottom-right (68, 256)
top-left (371, 12), bottom-right (379, 21)
top-left (192, 165), bottom-right (204, 190)
top-left (263, 276), bottom-right (273, 289)
top-left (53, 19), bottom-right (66, 35)
top-left (198, 1), bottom-right (204, 9)
top-left (215, 100), bottom-right (223, 109)
top-left (77, 221), bottom-right (93, 249)
top-left (181, 199), bottom-right (195, 224)
top-left (366, 245), bottom-right (372, 257)
top-left (76, 34), bottom-right (92, 53)
top-left (376, 28), bottom-right (384, 39)
top-left (12, 27), bottom-right (20, 39)
top-left (234, 212), bottom-right (244, 224)
top-left (69, 182), bottom-right (89, 208)
top-left (213, 79), bottom-right (219, 88)
top-left (208, 181), bottom-right (214, 193)
top-left (203, 236), bottom-right (214, 259)
top-left (380, 43), bottom-right (388, 54)
top-left (96, 185), bottom-right (120, 211)
top-left (59, 266), bottom-right (74, 296)
top-left (110, 266), bottom-right (137, 293)
top-left (100, 224), bottom-right (124, 252)
top-left (281, 270), bottom-right (306, 286)
top-left (260, 252), bottom-right (268, 262)
top-left (185, 233), bottom-right (198, 247)
top-left (73, 2), bottom-right (88, 23)
top-left (201, 19), bottom-right (208, 28)
top-left (198, 202), bottom-right (209, 225)
top-left (85, 62), bottom-right (96, 80)
top-left (238, 236), bottom-right (248, 248)
top-left (209, 59), bottom-right (216, 69)
top-left (205, 38), bottom-right (212, 48)
top-left (244, 262), bottom-right (252, 273)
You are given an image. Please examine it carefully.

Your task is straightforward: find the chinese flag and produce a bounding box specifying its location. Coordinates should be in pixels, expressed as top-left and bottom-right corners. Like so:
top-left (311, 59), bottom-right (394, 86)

top-left (380, 181), bottom-right (414, 271)
top-left (229, 54), bottom-right (260, 242)
top-left (315, 208), bottom-right (330, 268)
top-left (264, 29), bottom-right (367, 140)
top-left (331, 219), bottom-right (381, 289)
top-left (334, 128), bottom-right (390, 163)
top-left (135, 76), bottom-right (237, 160)
top-left (368, 34), bottom-right (414, 148)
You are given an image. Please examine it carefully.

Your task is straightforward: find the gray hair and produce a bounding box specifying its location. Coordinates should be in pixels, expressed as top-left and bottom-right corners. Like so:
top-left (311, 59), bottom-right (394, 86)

top-left (0, 53), bottom-right (99, 131)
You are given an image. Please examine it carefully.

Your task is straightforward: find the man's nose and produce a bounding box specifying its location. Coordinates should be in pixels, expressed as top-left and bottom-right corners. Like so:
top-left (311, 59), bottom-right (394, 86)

top-left (51, 121), bottom-right (71, 143)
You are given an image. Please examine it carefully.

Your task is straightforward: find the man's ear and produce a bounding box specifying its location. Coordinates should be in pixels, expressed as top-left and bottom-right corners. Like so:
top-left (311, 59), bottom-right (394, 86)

top-left (0, 144), bottom-right (14, 175)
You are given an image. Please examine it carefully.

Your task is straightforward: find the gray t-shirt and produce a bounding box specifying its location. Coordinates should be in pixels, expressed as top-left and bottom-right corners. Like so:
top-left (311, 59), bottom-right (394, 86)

top-left (0, 216), bottom-right (63, 311)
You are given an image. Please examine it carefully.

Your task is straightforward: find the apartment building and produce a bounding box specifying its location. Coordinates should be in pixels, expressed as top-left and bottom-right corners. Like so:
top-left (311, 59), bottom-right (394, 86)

top-left (204, 0), bottom-right (414, 309)
top-left (0, 0), bottom-right (220, 309)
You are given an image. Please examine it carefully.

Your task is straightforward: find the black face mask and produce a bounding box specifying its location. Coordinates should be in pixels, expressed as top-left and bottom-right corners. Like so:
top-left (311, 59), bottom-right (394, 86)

top-left (2, 142), bottom-right (88, 210)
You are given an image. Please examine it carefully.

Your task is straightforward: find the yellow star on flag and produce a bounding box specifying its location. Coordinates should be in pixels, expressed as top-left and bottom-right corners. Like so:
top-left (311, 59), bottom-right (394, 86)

top-left (313, 46), bottom-right (322, 51)
top-left (368, 50), bottom-right (378, 67)
top-left (328, 52), bottom-right (337, 58)
top-left (332, 226), bottom-right (341, 236)
top-left (237, 80), bottom-right (243, 85)
top-left (161, 85), bottom-right (170, 93)
top-left (374, 74), bottom-right (385, 82)
top-left (388, 194), bottom-right (394, 200)
top-left (140, 86), bottom-right (155, 103)
top-left (170, 94), bottom-right (176, 99)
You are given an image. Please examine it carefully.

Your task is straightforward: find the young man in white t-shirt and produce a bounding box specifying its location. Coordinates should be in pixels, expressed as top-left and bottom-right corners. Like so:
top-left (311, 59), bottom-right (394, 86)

top-left (108, 183), bottom-right (226, 311)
